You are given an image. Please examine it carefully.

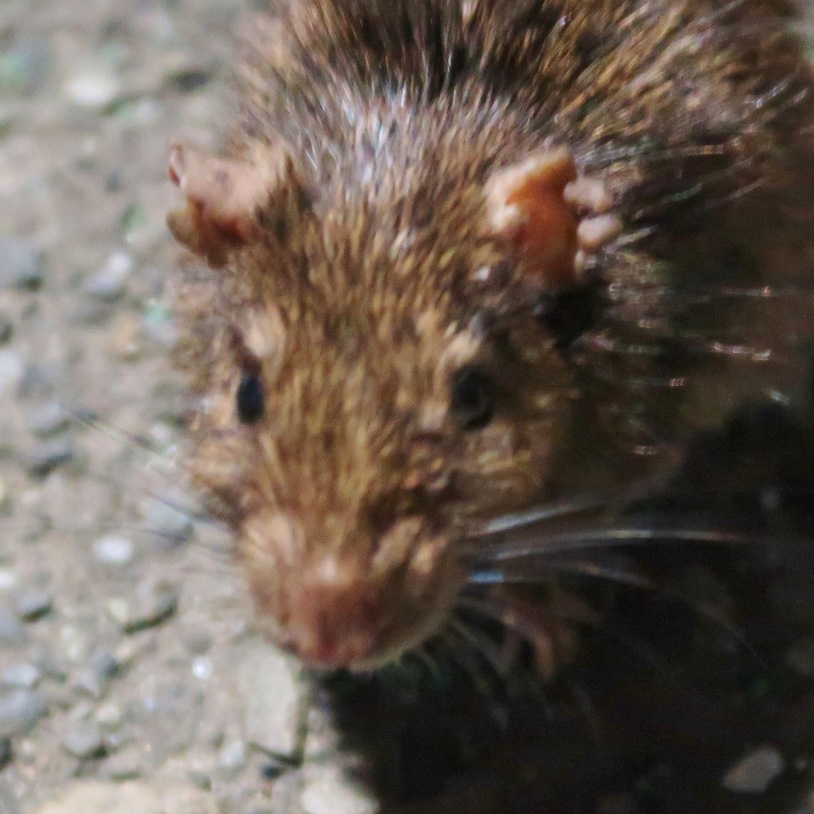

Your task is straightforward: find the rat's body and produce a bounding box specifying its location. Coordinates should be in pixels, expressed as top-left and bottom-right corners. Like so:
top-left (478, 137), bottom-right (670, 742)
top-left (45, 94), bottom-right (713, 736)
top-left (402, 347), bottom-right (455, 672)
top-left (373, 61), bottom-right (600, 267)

top-left (168, 0), bottom-right (814, 671)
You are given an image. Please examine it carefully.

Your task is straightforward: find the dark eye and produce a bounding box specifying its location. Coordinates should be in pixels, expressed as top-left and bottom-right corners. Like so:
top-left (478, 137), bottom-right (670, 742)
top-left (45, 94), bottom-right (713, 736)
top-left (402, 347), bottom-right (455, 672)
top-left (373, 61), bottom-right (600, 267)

top-left (450, 365), bottom-right (495, 430)
top-left (236, 371), bottom-right (264, 424)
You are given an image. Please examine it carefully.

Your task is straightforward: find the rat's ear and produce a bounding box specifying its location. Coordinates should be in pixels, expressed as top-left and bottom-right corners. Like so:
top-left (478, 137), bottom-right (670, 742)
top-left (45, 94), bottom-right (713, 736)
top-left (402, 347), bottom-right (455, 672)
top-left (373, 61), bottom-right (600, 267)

top-left (485, 148), bottom-right (620, 289)
top-left (167, 141), bottom-right (303, 268)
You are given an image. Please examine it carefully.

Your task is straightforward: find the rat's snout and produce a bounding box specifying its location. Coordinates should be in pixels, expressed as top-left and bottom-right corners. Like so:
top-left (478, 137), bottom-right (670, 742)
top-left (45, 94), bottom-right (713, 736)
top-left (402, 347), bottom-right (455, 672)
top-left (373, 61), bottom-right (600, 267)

top-left (274, 577), bottom-right (389, 669)
top-left (243, 513), bottom-right (459, 670)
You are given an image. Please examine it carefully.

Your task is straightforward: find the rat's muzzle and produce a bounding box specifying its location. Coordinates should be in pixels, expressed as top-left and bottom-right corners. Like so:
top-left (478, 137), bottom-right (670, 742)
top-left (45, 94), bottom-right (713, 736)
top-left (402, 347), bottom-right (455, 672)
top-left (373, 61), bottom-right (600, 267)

top-left (242, 513), bottom-right (462, 671)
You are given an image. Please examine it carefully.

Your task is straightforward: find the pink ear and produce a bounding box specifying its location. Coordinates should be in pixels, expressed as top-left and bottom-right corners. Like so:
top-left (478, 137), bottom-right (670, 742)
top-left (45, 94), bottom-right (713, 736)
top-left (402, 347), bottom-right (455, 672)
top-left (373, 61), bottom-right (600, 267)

top-left (485, 148), bottom-right (613, 290)
top-left (166, 141), bottom-right (271, 267)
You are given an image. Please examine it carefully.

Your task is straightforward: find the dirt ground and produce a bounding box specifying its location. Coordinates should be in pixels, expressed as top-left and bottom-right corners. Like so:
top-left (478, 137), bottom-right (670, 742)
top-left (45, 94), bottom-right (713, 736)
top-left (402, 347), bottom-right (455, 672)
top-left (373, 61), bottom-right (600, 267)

top-left (3, 1), bottom-right (814, 814)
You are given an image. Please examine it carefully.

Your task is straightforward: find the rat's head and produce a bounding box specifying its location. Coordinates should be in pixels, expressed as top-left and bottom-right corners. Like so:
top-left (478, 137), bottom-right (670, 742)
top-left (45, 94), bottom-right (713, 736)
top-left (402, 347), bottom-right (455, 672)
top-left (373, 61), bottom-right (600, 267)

top-left (167, 115), bottom-right (585, 670)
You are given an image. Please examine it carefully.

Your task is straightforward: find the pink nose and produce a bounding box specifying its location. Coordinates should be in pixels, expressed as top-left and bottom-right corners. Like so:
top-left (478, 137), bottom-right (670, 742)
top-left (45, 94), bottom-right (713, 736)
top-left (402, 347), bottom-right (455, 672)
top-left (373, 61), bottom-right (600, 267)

top-left (283, 583), bottom-right (383, 669)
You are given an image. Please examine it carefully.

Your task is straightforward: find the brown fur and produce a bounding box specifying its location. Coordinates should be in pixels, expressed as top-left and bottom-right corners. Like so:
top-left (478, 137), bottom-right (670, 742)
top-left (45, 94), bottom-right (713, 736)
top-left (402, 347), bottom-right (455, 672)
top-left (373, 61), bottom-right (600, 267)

top-left (171, 0), bottom-right (814, 669)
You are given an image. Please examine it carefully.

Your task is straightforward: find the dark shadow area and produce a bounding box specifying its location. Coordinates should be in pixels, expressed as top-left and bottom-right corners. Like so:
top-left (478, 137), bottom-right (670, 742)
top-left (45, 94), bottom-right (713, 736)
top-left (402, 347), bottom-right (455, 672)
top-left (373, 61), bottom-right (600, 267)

top-left (313, 366), bottom-right (814, 813)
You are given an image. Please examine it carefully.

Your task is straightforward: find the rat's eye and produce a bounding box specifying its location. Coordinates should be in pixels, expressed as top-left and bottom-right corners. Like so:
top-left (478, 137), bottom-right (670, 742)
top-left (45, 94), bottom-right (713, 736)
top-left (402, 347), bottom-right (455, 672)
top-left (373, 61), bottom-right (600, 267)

top-left (450, 365), bottom-right (495, 430)
top-left (236, 371), bottom-right (264, 424)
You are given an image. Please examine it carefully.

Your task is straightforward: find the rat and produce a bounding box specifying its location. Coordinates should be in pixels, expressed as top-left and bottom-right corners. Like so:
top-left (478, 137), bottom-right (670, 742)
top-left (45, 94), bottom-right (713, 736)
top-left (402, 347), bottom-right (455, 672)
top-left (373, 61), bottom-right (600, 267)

top-left (166, 0), bottom-right (814, 673)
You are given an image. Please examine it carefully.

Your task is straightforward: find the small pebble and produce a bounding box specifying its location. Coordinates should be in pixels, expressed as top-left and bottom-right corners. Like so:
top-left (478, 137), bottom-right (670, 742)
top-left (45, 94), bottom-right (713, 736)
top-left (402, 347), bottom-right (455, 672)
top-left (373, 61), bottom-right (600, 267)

top-left (16, 361), bottom-right (60, 400)
top-left (65, 62), bottom-right (120, 109)
top-left (95, 702), bottom-right (123, 730)
top-left (108, 580), bottom-right (179, 633)
top-left (113, 632), bottom-right (156, 669)
top-left (99, 746), bottom-right (143, 781)
top-left (0, 38), bottom-right (50, 95)
top-left (26, 402), bottom-right (69, 438)
top-left (15, 588), bottom-right (52, 621)
top-left (302, 764), bottom-right (379, 814)
top-left (722, 745), bottom-right (785, 794)
top-left (0, 691), bottom-right (48, 737)
top-left (140, 497), bottom-right (193, 546)
top-left (218, 740), bottom-right (248, 773)
top-left (92, 535), bottom-right (135, 566)
top-left (107, 313), bottom-right (143, 361)
top-left (0, 351), bottom-right (25, 398)
top-left (83, 251), bottom-right (133, 301)
top-left (24, 437), bottom-right (74, 478)
top-left (72, 668), bottom-right (109, 701)
top-left (0, 239), bottom-right (43, 290)
top-left (0, 605), bottom-right (27, 646)
top-left (1, 663), bottom-right (41, 690)
top-left (191, 656), bottom-right (213, 682)
top-left (61, 722), bottom-right (105, 759)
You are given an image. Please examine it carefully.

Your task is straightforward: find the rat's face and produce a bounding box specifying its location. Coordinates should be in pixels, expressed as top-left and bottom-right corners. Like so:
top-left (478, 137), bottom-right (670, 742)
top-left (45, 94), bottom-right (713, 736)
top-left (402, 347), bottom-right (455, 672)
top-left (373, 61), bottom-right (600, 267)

top-left (169, 129), bottom-right (591, 670)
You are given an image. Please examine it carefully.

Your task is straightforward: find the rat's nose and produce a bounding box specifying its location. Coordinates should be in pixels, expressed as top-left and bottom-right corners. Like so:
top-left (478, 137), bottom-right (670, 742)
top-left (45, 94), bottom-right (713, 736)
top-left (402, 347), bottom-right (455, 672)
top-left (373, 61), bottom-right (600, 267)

top-left (282, 578), bottom-right (386, 670)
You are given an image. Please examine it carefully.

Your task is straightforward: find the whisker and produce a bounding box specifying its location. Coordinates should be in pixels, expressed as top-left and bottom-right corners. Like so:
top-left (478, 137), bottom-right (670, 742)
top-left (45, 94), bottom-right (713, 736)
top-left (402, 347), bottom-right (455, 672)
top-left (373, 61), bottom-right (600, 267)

top-left (458, 595), bottom-right (678, 685)
top-left (470, 557), bottom-right (764, 667)
top-left (463, 524), bottom-right (768, 560)
top-left (474, 476), bottom-right (671, 537)
top-left (57, 402), bottom-right (173, 464)
top-left (446, 614), bottom-right (509, 680)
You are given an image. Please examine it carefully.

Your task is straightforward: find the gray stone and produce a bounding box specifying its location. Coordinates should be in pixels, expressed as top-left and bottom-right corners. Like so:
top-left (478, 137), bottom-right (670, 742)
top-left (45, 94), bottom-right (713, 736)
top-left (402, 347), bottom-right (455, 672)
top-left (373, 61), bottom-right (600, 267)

top-left (15, 588), bottom-right (52, 621)
top-left (302, 764), bottom-right (379, 814)
top-left (108, 580), bottom-right (179, 633)
top-left (92, 535), bottom-right (134, 566)
top-left (94, 702), bottom-right (123, 730)
top-left (83, 252), bottom-right (133, 301)
top-left (99, 746), bottom-right (143, 781)
top-left (26, 402), bottom-right (69, 438)
top-left (0, 351), bottom-right (25, 398)
top-left (722, 745), bottom-right (785, 794)
top-left (16, 361), bottom-right (61, 400)
top-left (24, 437), bottom-right (74, 478)
top-left (1, 663), bottom-right (41, 690)
top-left (0, 605), bottom-right (27, 646)
top-left (61, 722), bottom-right (104, 759)
top-left (240, 644), bottom-right (304, 760)
top-left (72, 650), bottom-right (118, 699)
top-left (0, 37), bottom-right (51, 95)
top-left (0, 691), bottom-right (47, 736)
top-left (0, 779), bottom-right (19, 814)
top-left (140, 497), bottom-right (193, 546)
top-left (0, 239), bottom-right (43, 290)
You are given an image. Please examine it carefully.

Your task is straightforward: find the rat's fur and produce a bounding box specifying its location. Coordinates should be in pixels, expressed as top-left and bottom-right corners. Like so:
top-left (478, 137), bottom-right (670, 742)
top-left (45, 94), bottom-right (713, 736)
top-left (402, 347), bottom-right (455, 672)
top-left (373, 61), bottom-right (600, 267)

top-left (171, 0), bottom-right (814, 669)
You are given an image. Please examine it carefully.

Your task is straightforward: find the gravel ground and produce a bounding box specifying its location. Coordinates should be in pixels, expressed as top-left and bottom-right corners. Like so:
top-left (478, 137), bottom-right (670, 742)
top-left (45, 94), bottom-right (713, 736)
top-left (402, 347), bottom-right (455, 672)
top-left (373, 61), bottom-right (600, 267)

top-left (3, 2), bottom-right (814, 813)
top-left (0, 1), bottom-right (333, 811)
